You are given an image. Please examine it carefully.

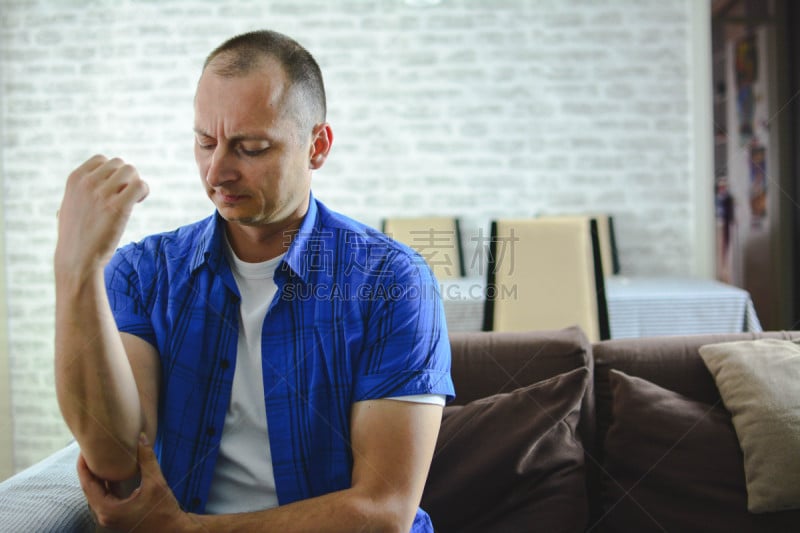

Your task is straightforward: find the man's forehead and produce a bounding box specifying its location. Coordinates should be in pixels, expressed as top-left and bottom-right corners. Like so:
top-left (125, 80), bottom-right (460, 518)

top-left (195, 53), bottom-right (310, 138)
top-left (204, 51), bottom-right (285, 79)
top-left (197, 56), bottom-right (293, 105)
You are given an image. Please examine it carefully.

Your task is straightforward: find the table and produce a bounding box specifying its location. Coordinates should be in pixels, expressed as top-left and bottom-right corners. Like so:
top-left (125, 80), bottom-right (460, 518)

top-left (440, 275), bottom-right (762, 338)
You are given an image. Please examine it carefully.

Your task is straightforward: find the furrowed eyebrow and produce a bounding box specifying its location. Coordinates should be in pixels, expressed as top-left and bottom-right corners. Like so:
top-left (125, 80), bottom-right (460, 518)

top-left (193, 128), bottom-right (269, 142)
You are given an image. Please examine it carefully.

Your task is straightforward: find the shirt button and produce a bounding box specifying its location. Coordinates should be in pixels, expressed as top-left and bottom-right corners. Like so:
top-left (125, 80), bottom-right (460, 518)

top-left (220, 359), bottom-right (230, 370)
top-left (190, 497), bottom-right (201, 509)
top-left (206, 426), bottom-right (215, 436)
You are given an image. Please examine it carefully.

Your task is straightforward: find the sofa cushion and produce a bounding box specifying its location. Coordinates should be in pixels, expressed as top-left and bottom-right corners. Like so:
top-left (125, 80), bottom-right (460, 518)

top-left (448, 327), bottom-right (592, 405)
top-left (0, 441), bottom-right (94, 532)
top-left (592, 331), bottom-right (800, 466)
top-left (422, 366), bottom-right (589, 533)
top-left (598, 369), bottom-right (799, 533)
top-left (699, 339), bottom-right (800, 512)
top-left (448, 326), bottom-right (595, 452)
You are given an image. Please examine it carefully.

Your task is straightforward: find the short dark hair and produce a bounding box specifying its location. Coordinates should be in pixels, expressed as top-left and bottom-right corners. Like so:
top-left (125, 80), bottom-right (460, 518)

top-left (203, 30), bottom-right (326, 131)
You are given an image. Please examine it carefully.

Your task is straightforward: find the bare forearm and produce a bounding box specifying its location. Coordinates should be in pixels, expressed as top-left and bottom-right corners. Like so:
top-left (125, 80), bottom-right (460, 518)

top-left (54, 268), bottom-right (142, 480)
top-left (187, 488), bottom-right (409, 533)
top-left (184, 400), bottom-right (438, 533)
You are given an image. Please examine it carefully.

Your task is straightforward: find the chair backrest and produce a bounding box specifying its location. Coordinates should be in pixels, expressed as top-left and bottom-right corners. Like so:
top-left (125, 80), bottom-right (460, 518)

top-left (483, 216), bottom-right (610, 342)
top-left (593, 214), bottom-right (620, 276)
top-left (381, 217), bottom-right (465, 280)
top-left (539, 213), bottom-right (620, 277)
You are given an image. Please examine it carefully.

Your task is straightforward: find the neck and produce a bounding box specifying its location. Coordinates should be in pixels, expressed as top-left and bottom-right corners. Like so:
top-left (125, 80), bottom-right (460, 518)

top-left (224, 216), bottom-right (304, 263)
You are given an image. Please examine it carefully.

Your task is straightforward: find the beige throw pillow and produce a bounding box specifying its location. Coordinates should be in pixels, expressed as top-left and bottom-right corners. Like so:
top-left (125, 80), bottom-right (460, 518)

top-left (699, 339), bottom-right (800, 513)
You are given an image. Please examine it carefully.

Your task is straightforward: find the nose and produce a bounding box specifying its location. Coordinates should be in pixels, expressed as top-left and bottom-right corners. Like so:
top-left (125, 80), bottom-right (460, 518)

top-left (204, 146), bottom-right (238, 188)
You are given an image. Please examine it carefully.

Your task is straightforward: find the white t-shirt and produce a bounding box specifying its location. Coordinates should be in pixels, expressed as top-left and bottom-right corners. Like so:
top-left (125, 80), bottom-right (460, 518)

top-left (205, 247), bottom-right (283, 514)
top-left (205, 240), bottom-right (446, 514)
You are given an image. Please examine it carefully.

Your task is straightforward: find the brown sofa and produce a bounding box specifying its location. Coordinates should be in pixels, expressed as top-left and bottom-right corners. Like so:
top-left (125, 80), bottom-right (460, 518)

top-left (422, 327), bottom-right (800, 532)
top-left (1, 327), bottom-right (798, 532)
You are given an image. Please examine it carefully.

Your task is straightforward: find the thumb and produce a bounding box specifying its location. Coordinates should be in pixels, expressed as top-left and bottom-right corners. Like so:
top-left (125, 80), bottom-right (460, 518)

top-left (137, 433), bottom-right (159, 473)
top-left (136, 179), bottom-right (150, 203)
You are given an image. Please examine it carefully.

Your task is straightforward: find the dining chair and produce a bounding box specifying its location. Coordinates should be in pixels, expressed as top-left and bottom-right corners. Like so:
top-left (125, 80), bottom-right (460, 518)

top-left (538, 213), bottom-right (620, 277)
top-left (381, 216), bottom-right (465, 280)
top-left (594, 214), bottom-right (620, 276)
top-left (483, 216), bottom-right (610, 342)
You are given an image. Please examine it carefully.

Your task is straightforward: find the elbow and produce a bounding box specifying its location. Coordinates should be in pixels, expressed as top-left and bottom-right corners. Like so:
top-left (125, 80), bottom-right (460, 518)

top-left (357, 514), bottom-right (408, 533)
top-left (75, 433), bottom-right (139, 482)
top-left (56, 390), bottom-right (142, 481)
top-left (378, 522), bottom-right (409, 533)
top-left (380, 519), bottom-right (412, 533)
top-left (349, 492), bottom-right (417, 533)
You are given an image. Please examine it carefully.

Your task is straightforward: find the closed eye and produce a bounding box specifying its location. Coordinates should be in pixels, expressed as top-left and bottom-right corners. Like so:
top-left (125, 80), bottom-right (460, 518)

top-left (240, 147), bottom-right (268, 157)
top-left (195, 136), bottom-right (215, 150)
top-left (237, 140), bottom-right (270, 157)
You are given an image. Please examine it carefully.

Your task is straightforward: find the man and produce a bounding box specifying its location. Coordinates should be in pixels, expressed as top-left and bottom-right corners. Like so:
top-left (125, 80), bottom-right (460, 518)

top-left (54, 30), bottom-right (454, 532)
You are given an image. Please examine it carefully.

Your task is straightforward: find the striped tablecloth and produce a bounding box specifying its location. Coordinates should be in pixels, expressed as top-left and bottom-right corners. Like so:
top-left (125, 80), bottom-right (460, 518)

top-left (603, 276), bottom-right (762, 339)
top-left (440, 276), bottom-right (763, 338)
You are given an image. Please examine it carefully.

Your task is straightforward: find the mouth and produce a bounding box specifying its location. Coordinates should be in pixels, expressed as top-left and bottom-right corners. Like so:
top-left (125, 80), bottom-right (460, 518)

top-left (217, 192), bottom-right (248, 204)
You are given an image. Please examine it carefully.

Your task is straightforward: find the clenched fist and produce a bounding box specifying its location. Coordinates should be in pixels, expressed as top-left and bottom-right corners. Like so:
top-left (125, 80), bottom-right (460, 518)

top-left (54, 155), bottom-right (149, 281)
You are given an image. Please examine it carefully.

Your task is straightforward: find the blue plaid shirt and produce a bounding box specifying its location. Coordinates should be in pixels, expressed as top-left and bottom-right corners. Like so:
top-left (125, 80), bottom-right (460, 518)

top-left (105, 194), bottom-right (454, 530)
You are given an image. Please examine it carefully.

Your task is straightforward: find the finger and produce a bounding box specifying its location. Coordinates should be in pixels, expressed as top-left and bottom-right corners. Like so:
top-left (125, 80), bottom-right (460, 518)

top-left (136, 433), bottom-right (160, 477)
top-left (100, 165), bottom-right (149, 208)
top-left (86, 157), bottom-right (127, 185)
top-left (136, 179), bottom-right (150, 203)
top-left (76, 456), bottom-right (103, 527)
top-left (76, 453), bottom-right (109, 502)
top-left (78, 455), bottom-right (114, 527)
top-left (98, 162), bottom-right (138, 195)
top-left (118, 174), bottom-right (150, 205)
top-left (67, 157), bottom-right (125, 193)
top-left (66, 154), bottom-right (109, 186)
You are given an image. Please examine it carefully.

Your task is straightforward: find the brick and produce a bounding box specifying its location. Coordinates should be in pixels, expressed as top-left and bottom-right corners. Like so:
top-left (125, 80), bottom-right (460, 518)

top-left (1, 0), bottom-right (697, 472)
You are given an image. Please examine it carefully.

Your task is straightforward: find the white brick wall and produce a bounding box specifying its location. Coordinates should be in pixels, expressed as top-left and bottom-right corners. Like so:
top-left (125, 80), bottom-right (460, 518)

top-left (0, 0), bottom-right (697, 470)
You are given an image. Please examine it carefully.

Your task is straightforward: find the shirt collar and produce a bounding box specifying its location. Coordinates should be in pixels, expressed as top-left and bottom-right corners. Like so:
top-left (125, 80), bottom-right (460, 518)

top-left (189, 192), bottom-right (320, 282)
top-left (280, 191), bottom-right (319, 282)
top-left (190, 212), bottom-right (227, 274)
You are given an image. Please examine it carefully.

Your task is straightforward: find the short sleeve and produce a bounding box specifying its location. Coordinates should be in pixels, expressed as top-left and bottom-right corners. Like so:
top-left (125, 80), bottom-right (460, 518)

top-left (105, 249), bottom-right (157, 348)
top-left (353, 253), bottom-right (455, 403)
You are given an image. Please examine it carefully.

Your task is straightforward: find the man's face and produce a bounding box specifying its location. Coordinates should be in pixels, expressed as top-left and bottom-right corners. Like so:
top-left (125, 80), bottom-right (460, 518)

top-left (193, 58), bottom-right (313, 231)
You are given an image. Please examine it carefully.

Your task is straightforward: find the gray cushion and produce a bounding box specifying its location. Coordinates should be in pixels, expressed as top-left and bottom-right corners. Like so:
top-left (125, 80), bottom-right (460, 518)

top-left (0, 441), bottom-right (93, 532)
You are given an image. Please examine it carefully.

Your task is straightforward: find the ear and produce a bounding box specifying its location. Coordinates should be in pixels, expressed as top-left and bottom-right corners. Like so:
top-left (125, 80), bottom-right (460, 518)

top-left (309, 123), bottom-right (333, 170)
